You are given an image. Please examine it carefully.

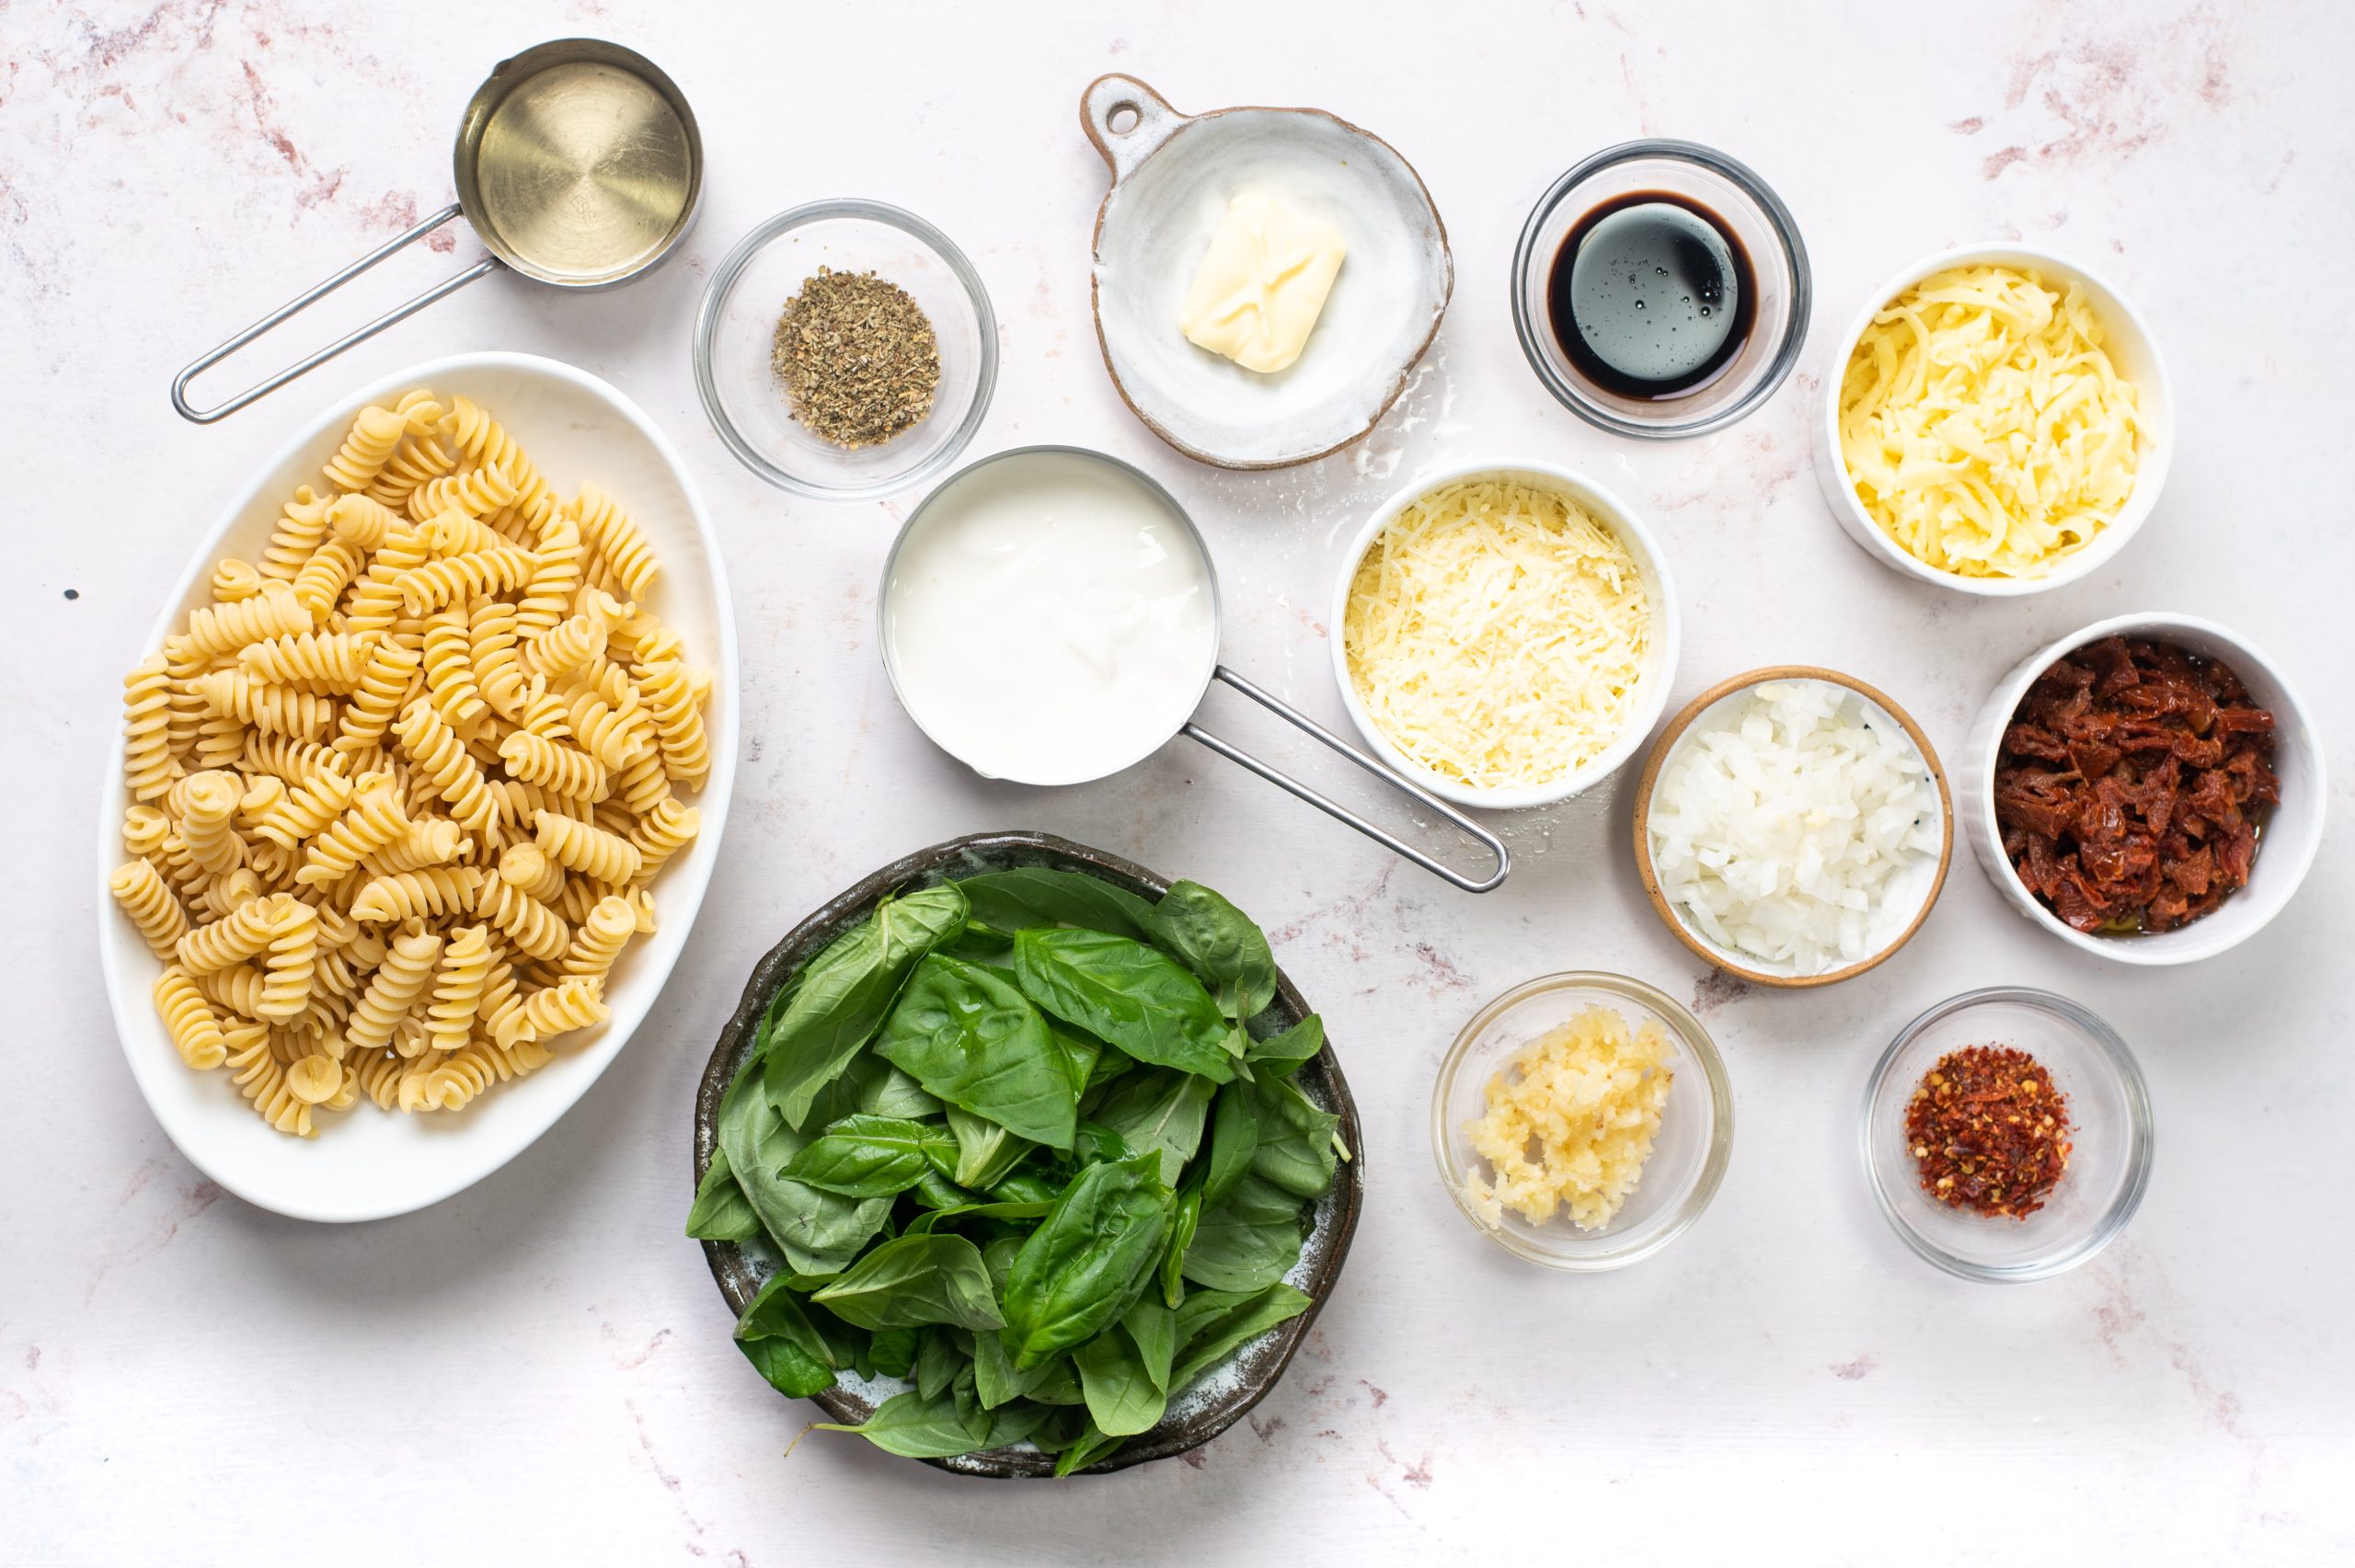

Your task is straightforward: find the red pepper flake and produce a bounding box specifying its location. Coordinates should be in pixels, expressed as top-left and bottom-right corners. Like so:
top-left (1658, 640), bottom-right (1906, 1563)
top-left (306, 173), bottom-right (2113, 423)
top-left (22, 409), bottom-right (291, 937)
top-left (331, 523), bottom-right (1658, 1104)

top-left (1903, 1045), bottom-right (2073, 1219)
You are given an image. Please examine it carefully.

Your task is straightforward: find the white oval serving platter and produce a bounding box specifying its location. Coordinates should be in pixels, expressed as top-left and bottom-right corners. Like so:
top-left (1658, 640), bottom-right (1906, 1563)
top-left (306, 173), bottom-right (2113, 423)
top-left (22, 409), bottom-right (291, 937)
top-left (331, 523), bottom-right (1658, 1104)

top-left (96, 351), bottom-right (738, 1222)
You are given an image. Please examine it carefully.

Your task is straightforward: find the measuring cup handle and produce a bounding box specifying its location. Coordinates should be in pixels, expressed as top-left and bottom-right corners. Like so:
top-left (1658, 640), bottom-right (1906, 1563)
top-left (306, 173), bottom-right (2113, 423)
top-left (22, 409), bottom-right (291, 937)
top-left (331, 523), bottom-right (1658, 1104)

top-left (1078, 74), bottom-right (1186, 182)
top-left (1181, 666), bottom-right (1512, 894)
top-left (170, 202), bottom-right (497, 424)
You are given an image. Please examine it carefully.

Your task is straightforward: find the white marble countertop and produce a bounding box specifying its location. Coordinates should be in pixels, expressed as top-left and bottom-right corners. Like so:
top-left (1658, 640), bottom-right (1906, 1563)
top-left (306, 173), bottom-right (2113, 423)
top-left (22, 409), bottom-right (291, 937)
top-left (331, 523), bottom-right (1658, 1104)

top-left (7, 1), bottom-right (2350, 1562)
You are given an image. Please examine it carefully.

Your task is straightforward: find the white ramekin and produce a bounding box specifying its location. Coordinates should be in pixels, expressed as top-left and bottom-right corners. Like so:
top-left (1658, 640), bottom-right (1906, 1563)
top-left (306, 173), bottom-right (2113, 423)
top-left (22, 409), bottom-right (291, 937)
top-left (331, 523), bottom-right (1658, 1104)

top-left (1329, 460), bottom-right (1681, 810)
top-left (1960, 612), bottom-right (2325, 965)
top-left (1814, 243), bottom-right (2175, 598)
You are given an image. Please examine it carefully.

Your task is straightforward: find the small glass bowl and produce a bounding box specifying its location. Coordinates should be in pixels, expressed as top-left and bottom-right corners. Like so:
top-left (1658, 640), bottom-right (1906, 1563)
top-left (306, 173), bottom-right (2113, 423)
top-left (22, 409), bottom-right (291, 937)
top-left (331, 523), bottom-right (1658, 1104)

top-left (1511, 140), bottom-right (1809, 440)
top-left (693, 200), bottom-right (998, 500)
top-left (1432, 972), bottom-right (1733, 1271)
top-left (1860, 988), bottom-right (2153, 1283)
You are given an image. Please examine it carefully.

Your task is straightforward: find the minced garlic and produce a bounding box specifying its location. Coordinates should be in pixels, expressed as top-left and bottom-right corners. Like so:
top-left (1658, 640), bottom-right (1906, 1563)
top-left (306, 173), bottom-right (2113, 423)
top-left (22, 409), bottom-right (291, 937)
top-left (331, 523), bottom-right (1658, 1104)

top-left (1462, 1004), bottom-right (1672, 1231)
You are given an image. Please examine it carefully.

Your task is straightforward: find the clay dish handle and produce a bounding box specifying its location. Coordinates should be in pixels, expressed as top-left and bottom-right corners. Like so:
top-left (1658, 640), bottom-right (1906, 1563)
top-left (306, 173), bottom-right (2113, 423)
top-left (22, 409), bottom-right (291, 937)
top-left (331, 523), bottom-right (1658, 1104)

top-left (1079, 74), bottom-right (1187, 183)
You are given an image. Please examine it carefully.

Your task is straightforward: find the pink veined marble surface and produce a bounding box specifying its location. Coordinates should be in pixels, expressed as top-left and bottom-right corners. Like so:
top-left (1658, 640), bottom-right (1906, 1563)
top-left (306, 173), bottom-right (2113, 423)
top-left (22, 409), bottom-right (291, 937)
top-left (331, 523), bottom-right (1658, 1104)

top-left (6, 1), bottom-right (2351, 1562)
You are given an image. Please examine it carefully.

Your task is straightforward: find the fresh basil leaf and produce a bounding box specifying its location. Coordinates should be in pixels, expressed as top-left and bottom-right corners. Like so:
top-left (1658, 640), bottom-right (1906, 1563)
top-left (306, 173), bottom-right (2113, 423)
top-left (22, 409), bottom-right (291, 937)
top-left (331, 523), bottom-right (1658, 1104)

top-left (944, 1102), bottom-right (1034, 1190)
top-left (856, 1058), bottom-right (944, 1120)
top-left (956, 868), bottom-right (1157, 943)
top-left (907, 1199), bottom-right (1056, 1236)
top-left (1052, 1420), bottom-right (1125, 1477)
top-left (867, 1326), bottom-right (920, 1379)
top-left (1181, 1174), bottom-right (1305, 1293)
top-left (1074, 1326), bottom-right (1169, 1436)
top-left (1049, 1024), bottom-right (1101, 1098)
top-left (764, 886), bottom-right (970, 1129)
top-left (718, 1051), bottom-right (893, 1275)
top-left (1123, 1297), bottom-right (1176, 1391)
top-left (911, 1168), bottom-right (983, 1210)
top-left (938, 919), bottom-right (1014, 959)
top-left (1013, 929), bottom-right (1235, 1083)
top-left (814, 1388), bottom-right (989, 1459)
top-left (685, 1145), bottom-right (762, 1242)
top-left (879, 955), bottom-right (1078, 1150)
top-left (811, 1233), bottom-right (1006, 1332)
top-left (1169, 1283), bottom-right (1314, 1392)
top-left (1088, 1070), bottom-right (1215, 1187)
top-left (1246, 1013), bottom-right (1325, 1076)
top-left (1138, 881), bottom-right (1276, 1024)
top-left (1001, 1153), bottom-right (1170, 1369)
top-left (1202, 1080), bottom-right (1259, 1209)
top-left (1158, 1180), bottom-right (1202, 1309)
top-left (781, 1115), bottom-right (957, 1198)
top-left (732, 1274), bottom-right (839, 1399)
top-left (1248, 1077), bottom-right (1341, 1199)
top-left (1070, 1120), bottom-right (1134, 1167)
top-left (988, 1172), bottom-right (1062, 1206)
top-left (973, 1329), bottom-right (1081, 1409)
top-left (913, 1326), bottom-right (962, 1402)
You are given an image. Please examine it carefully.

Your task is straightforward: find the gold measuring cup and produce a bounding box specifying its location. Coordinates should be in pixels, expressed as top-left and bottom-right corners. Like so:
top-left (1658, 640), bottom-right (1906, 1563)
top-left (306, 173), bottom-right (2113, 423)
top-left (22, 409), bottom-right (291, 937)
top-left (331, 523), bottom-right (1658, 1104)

top-left (172, 39), bottom-right (703, 423)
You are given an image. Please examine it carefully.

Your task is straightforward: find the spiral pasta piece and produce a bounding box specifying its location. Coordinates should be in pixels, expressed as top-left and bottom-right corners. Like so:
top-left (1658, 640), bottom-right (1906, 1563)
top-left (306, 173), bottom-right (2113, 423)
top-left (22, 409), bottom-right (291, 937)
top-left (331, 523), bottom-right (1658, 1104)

top-left (291, 538), bottom-right (365, 624)
top-left (122, 652), bottom-right (180, 801)
top-left (199, 866), bottom-right (264, 921)
top-left (475, 870), bottom-right (571, 963)
top-left (499, 730), bottom-right (608, 801)
top-left (194, 961), bottom-right (268, 1020)
top-left (323, 405), bottom-right (408, 492)
top-left (614, 746), bottom-right (672, 818)
top-left (426, 923), bottom-right (493, 1054)
top-left (467, 597), bottom-right (530, 722)
top-left (327, 491), bottom-right (405, 552)
top-left (226, 1025), bottom-right (315, 1138)
top-left (191, 670), bottom-right (334, 743)
top-left (410, 460), bottom-right (521, 523)
top-left (353, 1047), bottom-right (408, 1109)
top-left (241, 631), bottom-right (377, 692)
top-left (342, 524), bottom-right (432, 637)
top-left (528, 589), bottom-right (626, 681)
top-left (530, 808), bottom-right (642, 887)
top-left (496, 841), bottom-right (568, 904)
top-left (296, 774), bottom-right (409, 887)
top-left (350, 867), bottom-right (485, 923)
top-left (124, 803), bottom-right (172, 860)
top-left (560, 895), bottom-right (635, 983)
top-left (636, 659), bottom-right (710, 787)
top-left (344, 929), bottom-right (442, 1056)
top-left (252, 894), bottom-right (317, 1024)
top-left (420, 1036), bottom-right (553, 1113)
top-left (258, 488), bottom-right (334, 582)
top-left (332, 636), bottom-right (423, 756)
top-left (442, 396), bottom-right (556, 525)
top-left (419, 606), bottom-right (487, 736)
top-left (170, 581), bottom-right (311, 662)
top-left (515, 512), bottom-right (582, 639)
top-left (392, 546), bottom-right (538, 616)
top-left (628, 798), bottom-right (700, 887)
top-left (362, 817), bottom-right (468, 875)
top-left (247, 769), bottom-right (353, 855)
top-left (559, 682), bottom-right (651, 770)
top-left (154, 966), bottom-right (229, 1070)
top-left (572, 482), bottom-right (660, 601)
top-left (177, 770), bottom-right (247, 876)
top-left (111, 859), bottom-right (191, 959)
top-left (494, 975), bottom-right (609, 1048)
top-left (285, 1053), bottom-right (344, 1105)
top-left (212, 557), bottom-right (264, 603)
top-left (243, 733), bottom-right (346, 789)
top-left (176, 893), bottom-right (281, 975)
top-left (392, 700), bottom-right (500, 836)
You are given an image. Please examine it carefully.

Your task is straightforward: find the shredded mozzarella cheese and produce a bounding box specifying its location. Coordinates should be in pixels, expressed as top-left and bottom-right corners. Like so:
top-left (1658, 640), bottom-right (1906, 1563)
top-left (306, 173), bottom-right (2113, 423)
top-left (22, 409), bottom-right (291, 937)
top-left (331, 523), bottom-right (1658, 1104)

top-left (1839, 264), bottom-right (2141, 579)
top-left (1343, 477), bottom-right (1649, 792)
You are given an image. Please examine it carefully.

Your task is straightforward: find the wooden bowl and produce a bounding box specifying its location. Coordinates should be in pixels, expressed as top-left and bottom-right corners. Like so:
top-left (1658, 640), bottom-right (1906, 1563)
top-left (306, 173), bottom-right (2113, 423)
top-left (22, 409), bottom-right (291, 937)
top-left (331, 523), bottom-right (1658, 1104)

top-left (1079, 74), bottom-right (1451, 470)
top-left (692, 830), bottom-right (1364, 1477)
top-left (1631, 667), bottom-right (1954, 989)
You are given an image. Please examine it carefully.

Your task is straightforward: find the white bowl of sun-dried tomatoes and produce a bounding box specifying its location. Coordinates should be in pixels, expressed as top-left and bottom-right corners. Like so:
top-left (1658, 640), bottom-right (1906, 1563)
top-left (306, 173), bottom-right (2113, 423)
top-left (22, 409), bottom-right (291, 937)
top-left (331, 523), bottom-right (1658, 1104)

top-left (1961, 612), bottom-right (2325, 965)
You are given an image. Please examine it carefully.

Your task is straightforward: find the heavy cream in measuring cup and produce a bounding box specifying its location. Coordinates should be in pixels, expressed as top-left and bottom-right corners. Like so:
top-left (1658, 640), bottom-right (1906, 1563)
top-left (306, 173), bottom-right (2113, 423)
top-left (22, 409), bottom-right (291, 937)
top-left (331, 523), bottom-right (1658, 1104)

top-left (883, 451), bottom-right (1219, 784)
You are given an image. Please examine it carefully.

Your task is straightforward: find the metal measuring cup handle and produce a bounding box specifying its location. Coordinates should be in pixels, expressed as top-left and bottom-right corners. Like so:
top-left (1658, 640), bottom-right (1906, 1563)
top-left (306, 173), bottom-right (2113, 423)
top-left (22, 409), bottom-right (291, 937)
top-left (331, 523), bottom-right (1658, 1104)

top-left (169, 203), bottom-right (500, 424)
top-left (1183, 666), bottom-right (1511, 894)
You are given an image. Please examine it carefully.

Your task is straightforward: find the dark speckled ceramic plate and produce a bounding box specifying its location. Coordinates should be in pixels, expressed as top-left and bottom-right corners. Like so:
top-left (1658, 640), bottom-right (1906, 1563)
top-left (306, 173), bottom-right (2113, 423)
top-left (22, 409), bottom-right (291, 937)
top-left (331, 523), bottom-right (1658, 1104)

top-left (693, 830), bottom-right (1363, 1478)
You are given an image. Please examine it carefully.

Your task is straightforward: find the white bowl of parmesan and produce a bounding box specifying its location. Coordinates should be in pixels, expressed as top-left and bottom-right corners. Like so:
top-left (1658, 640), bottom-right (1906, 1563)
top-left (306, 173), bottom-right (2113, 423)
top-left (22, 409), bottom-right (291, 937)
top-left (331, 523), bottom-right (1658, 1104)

top-left (1815, 243), bottom-right (2174, 595)
top-left (1333, 462), bottom-right (1680, 809)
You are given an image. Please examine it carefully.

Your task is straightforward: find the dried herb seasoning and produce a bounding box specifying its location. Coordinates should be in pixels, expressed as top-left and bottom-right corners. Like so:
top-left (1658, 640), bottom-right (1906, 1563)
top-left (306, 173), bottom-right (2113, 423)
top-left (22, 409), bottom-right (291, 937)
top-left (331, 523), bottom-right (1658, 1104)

top-left (770, 268), bottom-right (941, 450)
top-left (1904, 1045), bottom-right (2073, 1219)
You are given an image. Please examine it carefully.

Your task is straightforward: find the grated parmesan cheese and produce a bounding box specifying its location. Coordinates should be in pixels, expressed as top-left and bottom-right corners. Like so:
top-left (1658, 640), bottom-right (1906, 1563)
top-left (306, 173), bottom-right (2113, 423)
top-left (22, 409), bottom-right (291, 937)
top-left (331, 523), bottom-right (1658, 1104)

top-left (1343, 477), bottom-right (1650, 792)
top-left (1839, 264), bottom-right (2141, 579)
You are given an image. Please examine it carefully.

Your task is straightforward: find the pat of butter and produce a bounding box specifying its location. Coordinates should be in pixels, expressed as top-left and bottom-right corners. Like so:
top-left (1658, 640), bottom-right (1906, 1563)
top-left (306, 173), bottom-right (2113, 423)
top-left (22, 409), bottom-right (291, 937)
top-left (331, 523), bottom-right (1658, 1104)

top-left (1177, 192), bottom-right (1347, 374)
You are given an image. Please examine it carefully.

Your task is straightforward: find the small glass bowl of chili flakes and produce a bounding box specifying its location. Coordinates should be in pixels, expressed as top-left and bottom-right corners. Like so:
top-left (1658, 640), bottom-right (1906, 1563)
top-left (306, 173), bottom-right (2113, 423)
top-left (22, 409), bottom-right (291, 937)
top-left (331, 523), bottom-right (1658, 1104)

top-left (1860, 988), bottom-right (2152, 1282)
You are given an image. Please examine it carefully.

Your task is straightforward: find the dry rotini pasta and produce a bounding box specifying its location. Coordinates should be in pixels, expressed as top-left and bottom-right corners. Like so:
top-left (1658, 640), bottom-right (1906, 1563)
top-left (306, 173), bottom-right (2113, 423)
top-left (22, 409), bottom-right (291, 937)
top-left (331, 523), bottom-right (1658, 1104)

top-left (112, 387), bottom-right (715, 1137)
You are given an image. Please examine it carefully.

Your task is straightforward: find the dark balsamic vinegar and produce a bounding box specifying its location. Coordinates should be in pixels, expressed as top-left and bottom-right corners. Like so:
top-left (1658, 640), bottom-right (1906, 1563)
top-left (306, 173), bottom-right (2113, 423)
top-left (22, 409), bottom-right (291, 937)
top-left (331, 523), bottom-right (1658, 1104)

top-left (1545, 191), bottom-right (1756, 399)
